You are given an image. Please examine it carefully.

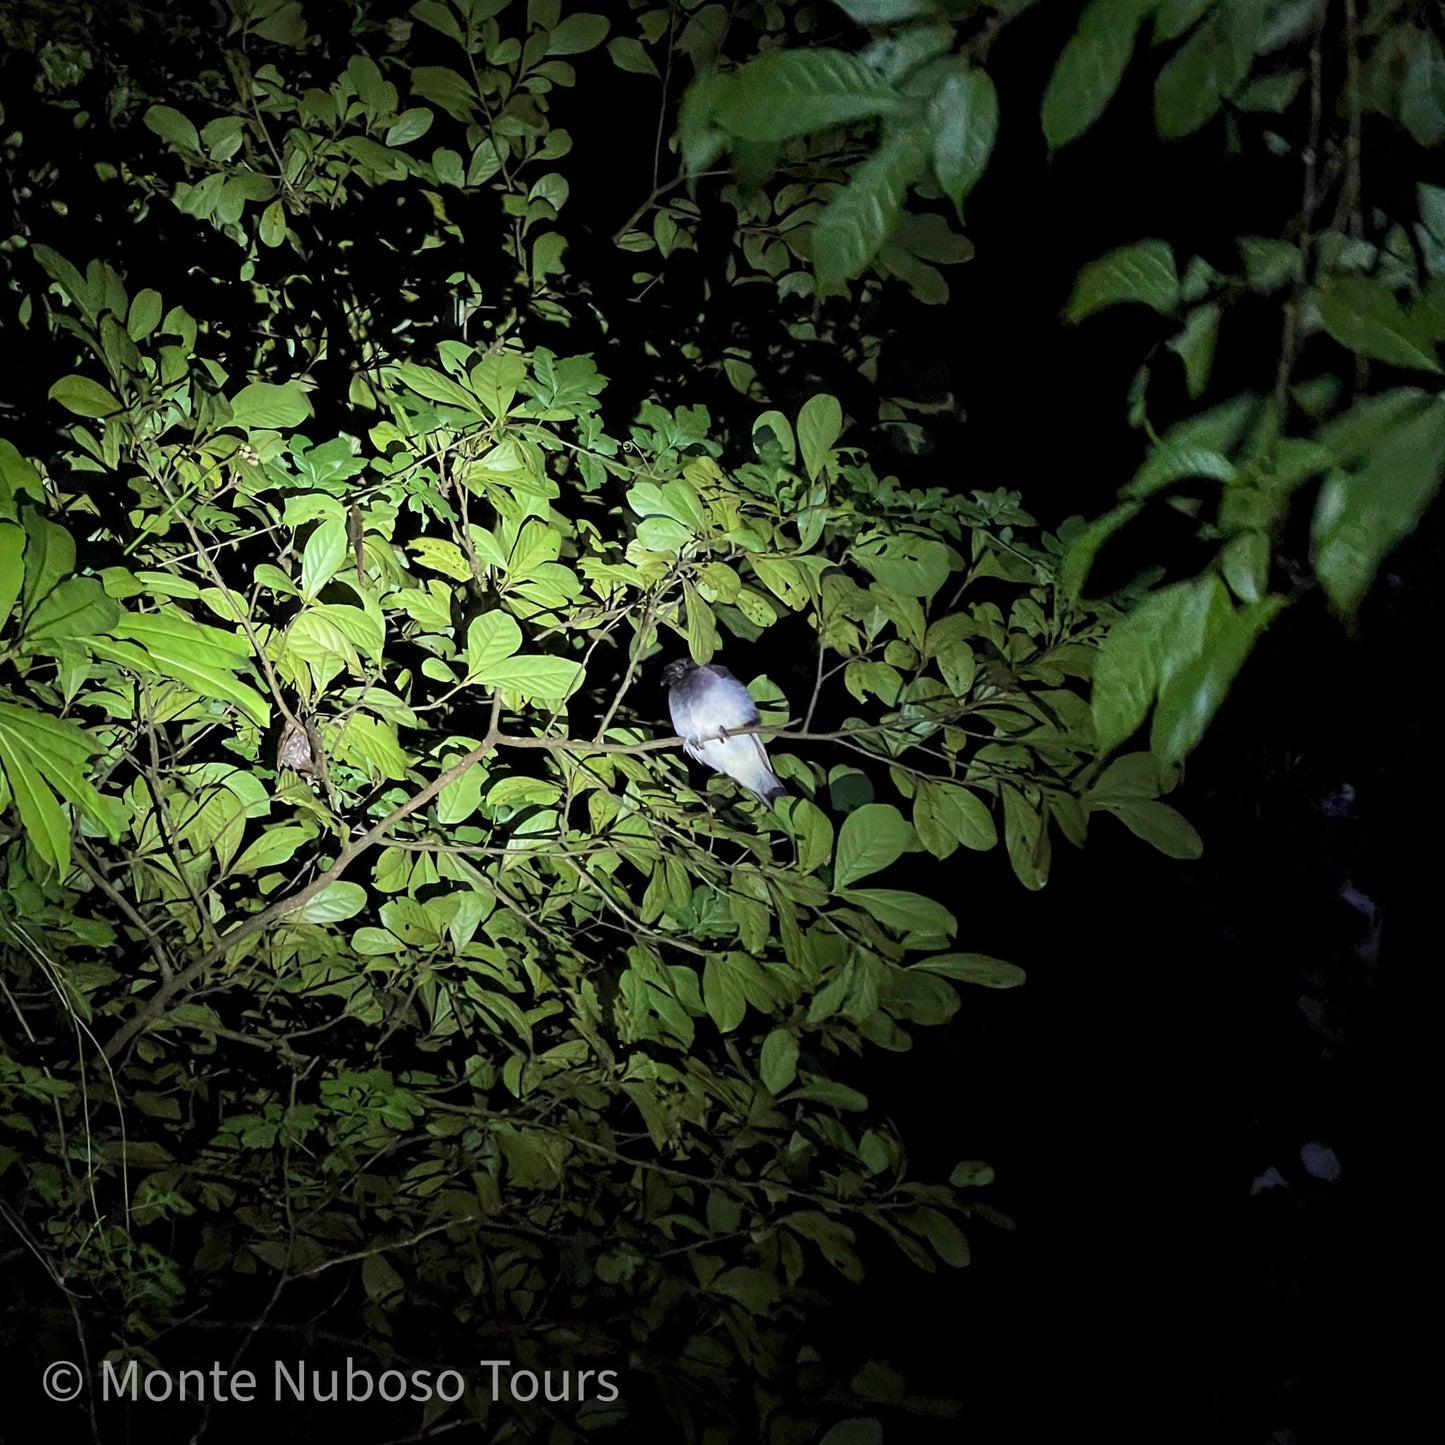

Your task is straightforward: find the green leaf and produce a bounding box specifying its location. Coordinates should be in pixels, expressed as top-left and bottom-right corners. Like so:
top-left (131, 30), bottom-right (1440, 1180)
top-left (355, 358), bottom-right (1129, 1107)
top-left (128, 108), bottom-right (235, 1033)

top-left (912, 780), bottom-right (997, 858)
top-left (703, 955), bottom-right (747, 1032)
top-left (1313, 394), bottom-right (1445, 616)
top-left (1103, 801), bottom-right (1204, 858)
top-left (385, 107), bottom-right (434, 146)
top-left (143, 103), bottom-right (200, 151)
top-left (0, 700), bottom-right (110, 874)
top-left (1154, 12), bottom-right (1237, 137)
top-left (1149, 588), bottom-right (1283, 765)
top-left (547, 13), bottom-right (609, 55)
top-left (833, 802), bottom-right (913, 888)
top-left (1313, 275), bottom-right (1443, 373)
top-left (840, 888), bottom-right (957, 936)
top-left (258, 200), bottom-right (286, 247)
top-left (797, 393), bottom-right (843, 481)
top-left (1167, 302), bottom-right (1221, 399)
top-left (113, 609), bottom-right (270, 728)
top-left (21, 513), bottom-right (75, 616)
top-left (22, 576), bottom-right (119, 645)
top-left (0, 522), bottom-right (24, 627)
top-left (814, 121), bottom-right (929, 293)
top-left (834, 0), bottom-right (941, 20)
top-left (716, 49), bottom-right (905, 143)
top-left (820, 1418), bottom-right (884, 1445)
top-left (475, 653), bottom-right (583, 703)
top-left (1091, 579), bottom-right (1207, 754)
top-left (1066, 240), bottom-right (1179, 322)
top-left (788, 796), bottom-right (835, 874)
top-left (760, 1029), bottom-right (799, 1093)
top-left (297, 881), bottom-right (367, 923)
top-left (301, 517), bottom-right (348, 598)
top-left (48, 375), bottom-right (122, 418)
top-left (466, 612), bottom-right (523, 676)
top-left (1001, 786), bottom-right (1050, 891)
top-left (608, 36), bottom-right (660, 78)
top-left (410, 0), bottom-right (464, 42)
top-left (232, 826), bottom-right (311, 874)
top-left (1042, 0), bottom-right (1149, 150)
top-left (229, 380), bottom-right (312, 430)
top-left (913, 952), bottom-right (1025, 988)
top-left (929, 63), bottom-right (997, 217)
top-left (128, 288), bottom-right (163, 342)
top-left (907, 1207), bottom-right (970, 1267)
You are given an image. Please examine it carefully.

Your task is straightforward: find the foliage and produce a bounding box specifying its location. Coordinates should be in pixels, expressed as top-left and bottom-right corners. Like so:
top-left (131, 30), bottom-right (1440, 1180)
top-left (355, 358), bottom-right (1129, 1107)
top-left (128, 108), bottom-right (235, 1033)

top-left (0, 3), bottom-right (1213, 1441)
top-left (672, 0), bottom-right (1445, 767)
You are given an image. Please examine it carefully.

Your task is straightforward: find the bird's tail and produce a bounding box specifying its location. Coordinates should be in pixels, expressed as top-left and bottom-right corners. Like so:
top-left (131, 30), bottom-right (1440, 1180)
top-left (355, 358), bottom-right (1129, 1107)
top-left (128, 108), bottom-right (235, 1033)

top-left (758, 775), bottom-right (787, 807)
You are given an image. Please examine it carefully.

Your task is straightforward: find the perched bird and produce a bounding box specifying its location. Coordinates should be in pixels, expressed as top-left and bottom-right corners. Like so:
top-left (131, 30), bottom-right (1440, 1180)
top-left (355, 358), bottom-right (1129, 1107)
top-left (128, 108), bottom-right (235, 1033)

top-left (662, 659), bottom-right (787, 806)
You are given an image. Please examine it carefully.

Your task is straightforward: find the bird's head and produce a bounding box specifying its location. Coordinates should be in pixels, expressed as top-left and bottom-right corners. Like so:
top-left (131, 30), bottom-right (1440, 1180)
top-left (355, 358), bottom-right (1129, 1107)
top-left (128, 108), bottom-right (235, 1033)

top-left (662, 659), bottom-right (699, 690)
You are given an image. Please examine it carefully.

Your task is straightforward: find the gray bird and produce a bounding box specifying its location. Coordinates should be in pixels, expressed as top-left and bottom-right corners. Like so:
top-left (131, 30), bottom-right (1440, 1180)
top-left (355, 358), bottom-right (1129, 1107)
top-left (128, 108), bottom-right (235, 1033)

top-left (662, 659), bottom-right (786, 805)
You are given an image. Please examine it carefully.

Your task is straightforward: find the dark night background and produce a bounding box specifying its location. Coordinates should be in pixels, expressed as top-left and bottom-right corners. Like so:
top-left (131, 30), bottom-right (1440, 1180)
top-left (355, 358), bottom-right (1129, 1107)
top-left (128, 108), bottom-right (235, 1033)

top-left (2, 2), bottom-right (1436, 1441)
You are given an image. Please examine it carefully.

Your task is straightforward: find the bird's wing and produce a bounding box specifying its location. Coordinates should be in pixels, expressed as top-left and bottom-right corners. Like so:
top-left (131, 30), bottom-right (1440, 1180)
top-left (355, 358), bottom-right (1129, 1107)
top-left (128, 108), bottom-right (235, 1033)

top-left (698, 732), bottom-right (780, 798)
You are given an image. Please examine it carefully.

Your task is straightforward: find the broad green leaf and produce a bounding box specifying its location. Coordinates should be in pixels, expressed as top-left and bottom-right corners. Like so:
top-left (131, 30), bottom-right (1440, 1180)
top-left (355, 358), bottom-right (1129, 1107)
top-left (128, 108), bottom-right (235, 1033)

top-left (834, 0), bottom-right (940, 19)
top-left (716, 49), bottom-right (906, 143)
top-left (0, 522), bottom-right (23, 625)
top-left (834, 802), bottom-right (912, 888)
top-left (1313, 275), bottom-right (1443, 373)
top-left (21, 513), bottom-right (76, 616)
top-left (143, 104), bottom-right (200, 151)
top-left (907, 1207), bottom-right (970, 1268)
top-left (48, 375), bottom-right (122, 418)
top-left (1102, 800), bottom-right (1204, 858)
top-left (929, 63), bottom-right (997, 217)
top-left (258, 201), bottom-right (285, 246)
top-left (1090, 579), bottom-right (1208, 754)
top-left (114, 609), bottom-right (270, 727)
top-left (703, 955), bottom-right (747, 1032)
top-left (820, 1419), bottom-right (883, 1445)
top-left (814, 121), bottom-right (929, 293)
top-left (1001, 785), bottom-right (1050, 891)
top-left (912, 779), bottom-right (997, 858)
top-left (229, 380), bottom-right (312, 430)
top-left (297, 880), bottom-right (367, 923)
top-left (1066, 240), bottom-right (1179, 322)
top-left (474, 653), bottom-right (584, 702)
top-left (1168, 302), bottom-right (1221, 398)
top-left (760, 1029), bottom-right (799, 1093)
top-left (608, 36), bottom-right (660, 78)
top-left (385, 108), bottom-right (434, 146)
top-left (466, 612), bottom-right (523, 676)
top-left (0, 700), bottom-right (111, 874)
top-left (797, 393), bottom-right (843, 481)
top-left (1150, 588), bottom-right (1283, 765)
top-left (232, 825), bottom-right (311, 874)
top-left (1042, 0), bottom-right (1149, 150)
top-left (128, 288), bottom-right (163, 341)
top-left (789, 796), bottom-right (835, 874)
top-left (409, 536), bottom-right (472, 582)
top-left (301, 517), bottom-right (348, 598)
top-left (410, 0), bottom-right (464, 41)
top-left (852, 534), bottom-right (951, 598)
top-left (913, 952), bottom-right (1025, 988)
top-left (22, 577), bottom-right (120, 645)
top-left (547, 13), bottom-right (609, 55)
top-left (840, 888), bottom-right (957, 936)
top-left (1154, 12), bottom-right (1237, 137)
top-left (1312, 394), bottom-right (1445, 616)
